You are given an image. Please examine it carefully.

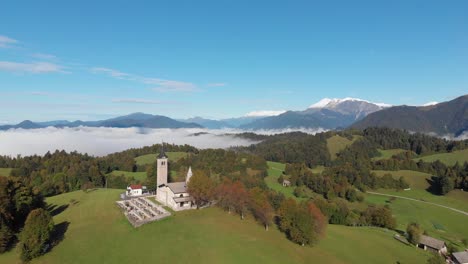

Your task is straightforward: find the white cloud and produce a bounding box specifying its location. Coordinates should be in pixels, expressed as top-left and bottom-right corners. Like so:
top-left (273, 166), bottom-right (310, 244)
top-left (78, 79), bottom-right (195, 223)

top-left (31, 53), bottom-right (57, 60)
top-left (244, 110), bottom-right (287, 117)
top-left (91, 67), bottom-right (197, 92)
top-left (422, 101), bottom-right (438, 106)
top-left (91, 67), bottom-right (130, 78)
top-left (0, 35), bottom-right (17, 48)
top-left (0, 61), bottom-right (65, 74)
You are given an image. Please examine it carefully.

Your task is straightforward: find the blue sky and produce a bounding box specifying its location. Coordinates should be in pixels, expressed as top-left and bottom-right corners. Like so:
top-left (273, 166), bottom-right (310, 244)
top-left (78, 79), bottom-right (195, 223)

top-left (0, 0), bottom-right (467, 123)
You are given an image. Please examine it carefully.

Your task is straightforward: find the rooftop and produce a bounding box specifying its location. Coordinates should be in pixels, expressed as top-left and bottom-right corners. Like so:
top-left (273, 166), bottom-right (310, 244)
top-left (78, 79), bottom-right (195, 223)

top-left (419, 235), bottom-right (445, 250)
top-left (128, 184), bottom-right (142, 190)
top-left (453, 251), bottom-right (468, 264)
top-left (167, 182), bottom-right (187, 194)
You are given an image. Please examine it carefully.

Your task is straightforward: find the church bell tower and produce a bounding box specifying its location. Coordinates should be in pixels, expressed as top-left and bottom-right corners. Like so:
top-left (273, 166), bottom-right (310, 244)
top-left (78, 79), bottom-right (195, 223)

top-left (156, 145), bottom-right (168, 187)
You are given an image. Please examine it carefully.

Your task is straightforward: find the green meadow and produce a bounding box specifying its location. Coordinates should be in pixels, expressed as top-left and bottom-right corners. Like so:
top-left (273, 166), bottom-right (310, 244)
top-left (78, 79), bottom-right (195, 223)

top-left (414, 148), bottom-right (468, 166)
top-left (365, 194), bottom-right (468, 249)
top-left (265, 161), bottom-right (297, 199)
top-left (372, 170), bottom-right (432, 190)
top-left (106, 170), bottom-right (147, 182)
top-left (326, 135), bottom-right (358, 160)
top-left (372, 169), bottom-right (468, 212)
top-left (134, 152), bottom-right (188, 166)
top-left (0, 168), bottom-right (12, 177)
top-left (0, 189), bottom-right (430, 264)
top-left (372, 149), bottom-right (407, 161)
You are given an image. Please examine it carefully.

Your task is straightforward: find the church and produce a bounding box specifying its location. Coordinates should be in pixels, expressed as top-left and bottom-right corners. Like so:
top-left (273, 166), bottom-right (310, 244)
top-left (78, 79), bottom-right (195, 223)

top-left (155, 148), bottom-right (195, 211)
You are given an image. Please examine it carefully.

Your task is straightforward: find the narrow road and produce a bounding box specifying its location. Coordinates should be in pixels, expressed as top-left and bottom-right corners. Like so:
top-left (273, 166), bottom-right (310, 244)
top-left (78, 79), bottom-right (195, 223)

top-left (366, 191), bottom-right (468, 217)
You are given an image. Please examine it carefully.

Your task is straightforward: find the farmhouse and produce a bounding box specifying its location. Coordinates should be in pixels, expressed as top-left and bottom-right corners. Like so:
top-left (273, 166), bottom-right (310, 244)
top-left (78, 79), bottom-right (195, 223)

top-left (417, 235), bottom-right (447, 255)
top-left (453, 251), bottom-right (468, 264)
top-left (126, 184), bottom-right (144, 197)
top-left (156, 148), bottom-right (195, 211)
top-left (282, 179), bottom-right (291, 187)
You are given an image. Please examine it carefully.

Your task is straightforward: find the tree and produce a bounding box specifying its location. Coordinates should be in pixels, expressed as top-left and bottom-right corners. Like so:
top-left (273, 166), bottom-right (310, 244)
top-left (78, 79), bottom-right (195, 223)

top-left (249, 188), bottom-right (274, 230)
top-left (231, 181), bottom-right (249, 219)
top-left (19, 208), bottom-right (54, 261)
top-left (187, 172), bottom-right (215, 208)
top-left (216, 178), bottom-right (235, 213)
top-left (0, 218), bottom-right (13, 253)
top-left (406, 222), bottom-right (422, 245)
top-left (278, 199), bottom-right (326, 246)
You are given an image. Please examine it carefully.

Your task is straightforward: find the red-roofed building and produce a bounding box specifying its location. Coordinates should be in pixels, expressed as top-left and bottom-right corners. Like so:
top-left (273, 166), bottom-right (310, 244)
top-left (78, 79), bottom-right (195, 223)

top-left (127, 184), bottom-right (144, 197)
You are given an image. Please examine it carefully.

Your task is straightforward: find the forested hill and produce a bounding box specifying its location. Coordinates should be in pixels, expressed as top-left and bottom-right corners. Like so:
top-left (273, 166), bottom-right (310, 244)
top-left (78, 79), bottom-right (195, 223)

top-left (351, 95), bottom-right (468, 136)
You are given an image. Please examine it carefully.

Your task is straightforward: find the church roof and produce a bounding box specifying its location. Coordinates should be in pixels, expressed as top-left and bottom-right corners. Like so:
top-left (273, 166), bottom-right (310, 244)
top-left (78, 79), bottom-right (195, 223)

top-left (167, 182), bottom-right (187, 194)
top-left (158, 144), bottom-right (167, 159)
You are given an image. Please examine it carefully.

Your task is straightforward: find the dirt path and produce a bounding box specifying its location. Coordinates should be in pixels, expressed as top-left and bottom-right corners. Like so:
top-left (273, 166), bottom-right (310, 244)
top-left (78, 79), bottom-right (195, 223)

top-left (366, 191), bottom-right (468, 216)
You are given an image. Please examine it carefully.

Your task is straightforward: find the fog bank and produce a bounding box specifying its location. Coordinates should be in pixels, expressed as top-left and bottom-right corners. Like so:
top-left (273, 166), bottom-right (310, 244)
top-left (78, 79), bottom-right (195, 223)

top-left (0, 126), bottom-right (325, 157)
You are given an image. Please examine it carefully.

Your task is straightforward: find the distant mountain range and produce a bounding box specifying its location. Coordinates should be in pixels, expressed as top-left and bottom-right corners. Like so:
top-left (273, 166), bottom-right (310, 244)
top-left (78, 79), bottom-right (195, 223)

top-left (352, 95), bottom-right (468, 136)
top-left (0, 113), bottom-right (202, 130)
top-left (2, 95), bottom-right (466, 137)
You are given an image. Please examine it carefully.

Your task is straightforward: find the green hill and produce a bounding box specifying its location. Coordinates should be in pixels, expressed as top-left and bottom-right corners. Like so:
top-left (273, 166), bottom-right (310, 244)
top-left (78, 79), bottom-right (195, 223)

top-left (107, 170), bottom-right (147, 181)
top-left (135, 152), bottom-right (188, 166)
top-left (414, 148), bottom-right (468, 166)
top-left (372, 170), bottom-right (431, 190)
top-left (372, 149), bottom-right (407, 161)
top-left (326, 135), bottom-right (359, 160)
top-left (0, 189), bottom-right (429, 264)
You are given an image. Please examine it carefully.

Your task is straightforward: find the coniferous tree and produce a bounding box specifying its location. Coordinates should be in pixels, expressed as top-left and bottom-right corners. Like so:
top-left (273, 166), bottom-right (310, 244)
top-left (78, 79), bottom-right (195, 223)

top-left (19, 208), bottom-right (54, 261)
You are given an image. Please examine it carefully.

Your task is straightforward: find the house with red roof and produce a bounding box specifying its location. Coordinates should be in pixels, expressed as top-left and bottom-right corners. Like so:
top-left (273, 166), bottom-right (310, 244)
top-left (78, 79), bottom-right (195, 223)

top-left (127, 184), bottom-right (144, 197)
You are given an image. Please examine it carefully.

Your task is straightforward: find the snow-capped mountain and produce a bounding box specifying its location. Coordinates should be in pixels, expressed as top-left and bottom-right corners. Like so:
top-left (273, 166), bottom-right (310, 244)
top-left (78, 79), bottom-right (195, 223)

top-left (309, 97), bottom-right (391, 109)
top-left (241, 98), bottom-right (391, 130)
top-left (306, 98), bottom-right (391, 120)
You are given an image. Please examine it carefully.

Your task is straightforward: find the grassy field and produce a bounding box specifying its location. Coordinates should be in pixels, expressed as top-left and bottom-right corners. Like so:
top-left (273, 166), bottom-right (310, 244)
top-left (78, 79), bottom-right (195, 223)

top-left (0, 189), bottom-right (430, 264)
top-left (326, 135), bottom-right (358, 160)
top-left (366, 193), bottom-right (468, 249)
top-left (135, 152), bottom-right (188, 166)
top-left (372, 169), bottom-right (468, 212)
top-left (372, 149), bottom-right (407, 161)
top-left (0, 168), bottom-right (12, 177)
top-left (107, 170), bottom-right (147, 182)
top-left (414, 148), bottom-right (468, 166)
top-left (265, 161), bottom-right (297, 199)
top-left (372, 170), bottom-right (432, 190)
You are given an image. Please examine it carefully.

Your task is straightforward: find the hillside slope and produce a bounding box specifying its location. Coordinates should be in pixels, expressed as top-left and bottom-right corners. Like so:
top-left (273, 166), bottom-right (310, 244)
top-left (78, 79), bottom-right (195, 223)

top-left (0, 189), bottom-right (429, 264)
top-left (352, 95), bottom-right (468, 136)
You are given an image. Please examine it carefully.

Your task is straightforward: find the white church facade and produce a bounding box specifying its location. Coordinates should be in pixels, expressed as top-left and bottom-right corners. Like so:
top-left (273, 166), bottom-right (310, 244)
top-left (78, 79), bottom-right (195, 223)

top-left (155, 148), bottom-right (195, 211)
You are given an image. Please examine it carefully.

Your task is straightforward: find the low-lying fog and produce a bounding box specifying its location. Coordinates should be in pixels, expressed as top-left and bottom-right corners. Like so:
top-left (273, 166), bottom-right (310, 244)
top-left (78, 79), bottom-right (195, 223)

top-left (0, 127), bottom-right (326, 157)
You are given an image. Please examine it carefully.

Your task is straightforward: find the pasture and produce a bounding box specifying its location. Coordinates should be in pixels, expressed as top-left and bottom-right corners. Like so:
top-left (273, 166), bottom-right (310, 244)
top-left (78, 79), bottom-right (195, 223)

top-left (372, 169), bottom-right (468, 212)
top-left (0, 189), bottom-right (429, 264)
top-left (414, 148), bottom-right (468, 166)
top-left (366, 193), bottom-right (468, 250)
top-left (0, 167), bottom-right (12, 177)
top-left (326, 135), bottom-right (359, 160)
top-left (372, 149), bottom-right (407, 161)
top-left (134, 152), bottom-right (188, 166)
top-left (107, 170), bottom-right (147, 182)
